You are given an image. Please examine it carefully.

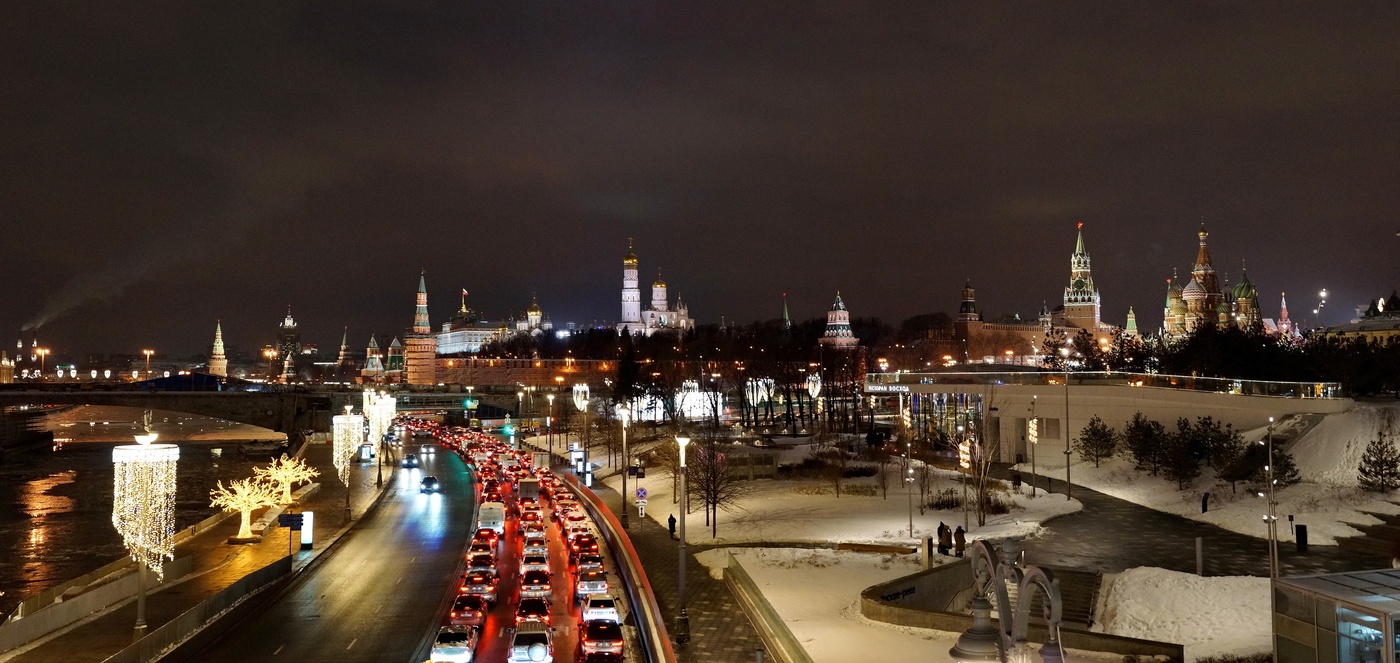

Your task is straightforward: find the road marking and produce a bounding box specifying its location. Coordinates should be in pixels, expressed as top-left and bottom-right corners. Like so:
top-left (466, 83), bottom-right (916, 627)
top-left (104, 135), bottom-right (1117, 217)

top-left (410, 556), bottom-right (416, 563)
top-left (273, 644), bottom-right (284, 655)
top-left (396, 575), bottom-right (403, 585)
top-left (375, 603), bottom-right (383, 614)
top-left (346, 638), bottom-right (358, 650)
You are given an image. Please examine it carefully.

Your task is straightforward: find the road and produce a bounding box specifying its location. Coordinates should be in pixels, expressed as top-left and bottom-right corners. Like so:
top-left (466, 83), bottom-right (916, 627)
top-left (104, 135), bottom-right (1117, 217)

top-left (190, 442), bottom-right (477, 663)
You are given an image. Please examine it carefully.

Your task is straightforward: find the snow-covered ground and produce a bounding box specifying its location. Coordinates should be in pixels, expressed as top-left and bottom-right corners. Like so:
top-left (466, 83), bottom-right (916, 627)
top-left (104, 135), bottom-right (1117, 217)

top-left (602, 459), bottom-right (1082, 546)
top-left (698, 547), bottom-right (1118, 663)
top-left (1015, 402), bottom-right (1400, 545)
top-left (1094, 567), bottom-right (1271, 662)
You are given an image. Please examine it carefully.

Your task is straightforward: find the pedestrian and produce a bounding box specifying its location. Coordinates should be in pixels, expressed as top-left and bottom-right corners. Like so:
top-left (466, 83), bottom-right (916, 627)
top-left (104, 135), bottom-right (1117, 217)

top-left (937, 522), bottom-right (952, 555)
top-left (668, 513), bottom-right (677, 540)
top-left (954, 526), bottom-right (966, 558)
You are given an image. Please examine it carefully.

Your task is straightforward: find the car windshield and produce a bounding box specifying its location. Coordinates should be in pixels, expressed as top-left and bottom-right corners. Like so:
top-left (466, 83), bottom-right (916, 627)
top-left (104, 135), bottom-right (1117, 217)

top-left (437, 632), bottom-right (473, 644)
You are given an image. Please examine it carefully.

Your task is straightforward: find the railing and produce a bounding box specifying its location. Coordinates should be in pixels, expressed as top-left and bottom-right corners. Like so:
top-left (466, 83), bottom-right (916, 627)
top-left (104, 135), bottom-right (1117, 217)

top-left (722, 551), bottom-right (813, 663)
top-left (102, 555), bottom-right (292, 663)
top-left (866, 370), bottom-right (1342, 399)
top-left (557, 472), bottom-right (677, 663)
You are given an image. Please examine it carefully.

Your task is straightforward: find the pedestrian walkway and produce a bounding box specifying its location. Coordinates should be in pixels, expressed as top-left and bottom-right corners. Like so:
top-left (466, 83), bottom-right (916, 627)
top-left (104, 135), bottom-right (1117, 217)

top-left (1003, 469), bottom-right (1388, 577)
top-left (0, 443), bottom-right (391, 663)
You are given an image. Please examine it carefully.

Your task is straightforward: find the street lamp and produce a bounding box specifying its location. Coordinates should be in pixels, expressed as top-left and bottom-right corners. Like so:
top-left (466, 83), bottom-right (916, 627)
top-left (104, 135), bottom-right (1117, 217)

top-left (112, 420), bottom-right (178, 640)
top-left (333, 405), bottom-right (362, 519)
top-left (36, 348), bottom-right (49, 376)
top-left (906, 438), bottom-right (915, 538)
top-left (142, 349), bottom-right (154, 378)
top-left (263, 348), bottom-right (278, 379)
top-left (1061, 347), bottom-right (1072, 502)
top-left (546, 394), bottom-right (556, 459)
top-left (675, 435), bottom-right (691, 644)
top-left (620, 404), bottom-right (631, 529)
top-left (1027, 396), bottom-right (1039, 497)
top-left (1314, 289), bottom-right (1328, 330)
top-left (1261, 416), bottom-right (1280, 578)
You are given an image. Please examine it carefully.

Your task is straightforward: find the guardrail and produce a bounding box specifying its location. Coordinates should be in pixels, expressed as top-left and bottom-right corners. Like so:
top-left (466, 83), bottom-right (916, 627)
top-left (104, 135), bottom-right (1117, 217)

top-left (721, 552), bottom-right (813, 663)
top-left (866, 370), bottom-right (1342, 399)
top-left (102, 555), bottom-right (292, 663)
top-left (558, 471), bottom-right (677, 663)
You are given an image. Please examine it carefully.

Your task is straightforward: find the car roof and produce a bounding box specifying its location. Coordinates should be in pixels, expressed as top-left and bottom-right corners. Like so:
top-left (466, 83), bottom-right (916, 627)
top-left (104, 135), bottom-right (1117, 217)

top-left (584, 620), bottom-right (623, 636)
top-left (587, 596), bottom-right (615, 605)
top-left (453, 594), bottom-right (486, 607)
top-left (516, 620), bottom-right (550, 634)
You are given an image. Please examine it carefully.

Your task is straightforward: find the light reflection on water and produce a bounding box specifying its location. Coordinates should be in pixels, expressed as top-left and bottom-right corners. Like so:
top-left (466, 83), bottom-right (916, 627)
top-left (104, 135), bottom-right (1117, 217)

top-left (0, 443), bottom-right (272, 618)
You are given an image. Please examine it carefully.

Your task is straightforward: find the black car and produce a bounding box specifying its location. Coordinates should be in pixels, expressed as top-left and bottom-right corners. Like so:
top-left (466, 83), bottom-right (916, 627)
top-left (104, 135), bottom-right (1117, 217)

top-left (403, 453), bottom-right (420, 468)
top-left (420, 475), bottom-right (441, 493)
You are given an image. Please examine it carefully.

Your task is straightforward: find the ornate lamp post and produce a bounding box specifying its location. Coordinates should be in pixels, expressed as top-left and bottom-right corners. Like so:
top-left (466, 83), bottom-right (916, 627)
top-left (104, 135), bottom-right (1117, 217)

top-left (333, 405), bottom-right (362, 519)
top-left (1027, 397), bottom-right (1039, 497)
top-left (619, 404), bottom-right (631, 529)
top-left (142, 349), bottom-right (154, 379)
top-left (675, 435), bottom-right (691, 644)
top-left (112, 419), bottom-right (178, 640)
top-left (1061, 347), bottom-right (1072, 502)
top-left (263, 348), bottom-right (278, 380)
top-left (950, 539), bottom-right (1065, 663)
top-left (1260, 417), bottom-right (1280, 578)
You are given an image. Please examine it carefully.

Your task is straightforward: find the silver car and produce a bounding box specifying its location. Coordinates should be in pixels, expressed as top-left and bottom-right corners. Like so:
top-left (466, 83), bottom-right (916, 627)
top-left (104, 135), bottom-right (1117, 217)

top-left (508, 620), bottom-right (555, 663)
top-left (431, 625), bottom-right (479, 663)
top-left (519, 554), bottom-right (550, 577)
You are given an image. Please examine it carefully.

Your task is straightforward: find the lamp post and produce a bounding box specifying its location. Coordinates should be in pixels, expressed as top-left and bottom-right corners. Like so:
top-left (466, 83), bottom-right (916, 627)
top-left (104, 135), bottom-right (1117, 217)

top-left (676, 435), bottom-right (691, 644)
top-left (142, 349), bottom-right (154, 378)
top-left (263, 348), bottom-right (278, 380)
top-left (620, 404), bottom-right (631, 529)
top-left (1028, 396), bottom-right (1039, 497)
top-left (1061, 347), bottom-right (1072, 502)
top-left (1262, 416), bottom-right (1279, 578)
top-left (112, 421), bottom-right (178, 641)
top-left (36, 348), bottom-right (49, 376)
top-left (333, 405), bottom-right (362, 519)
top-left (906, 438), bottom-right (914, 538)
top-left (547, 394), bottom-right (555, 459)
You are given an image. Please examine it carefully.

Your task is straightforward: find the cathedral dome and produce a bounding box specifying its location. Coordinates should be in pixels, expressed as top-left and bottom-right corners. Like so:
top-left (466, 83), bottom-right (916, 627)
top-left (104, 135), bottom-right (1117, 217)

top-left (1182, 278), bottom-right (1207, 301)
top-left (527, 298), bottom-right (542, 315)
top-left (1232, 272), bottom-right (1257, 300)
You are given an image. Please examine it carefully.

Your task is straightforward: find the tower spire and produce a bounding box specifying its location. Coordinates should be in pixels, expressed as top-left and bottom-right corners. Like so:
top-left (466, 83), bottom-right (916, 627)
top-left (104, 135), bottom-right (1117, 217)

top-left (208, 320), bottom-right (228, 377)
top-left (413, 269), bottom-right (430, 334)
top-left (336, 326), bottom-right (350, 366)
top-left (782, 293), bottom-right (791, 330)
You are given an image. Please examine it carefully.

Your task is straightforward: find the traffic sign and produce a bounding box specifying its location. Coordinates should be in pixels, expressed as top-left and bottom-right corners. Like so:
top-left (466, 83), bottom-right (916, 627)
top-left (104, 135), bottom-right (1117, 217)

top-left (635, 487), bottom-right (648, 500)
top-left (277, 513), bottom-right (304, 530)
top-left (635, 499), bottom-right (648, 506)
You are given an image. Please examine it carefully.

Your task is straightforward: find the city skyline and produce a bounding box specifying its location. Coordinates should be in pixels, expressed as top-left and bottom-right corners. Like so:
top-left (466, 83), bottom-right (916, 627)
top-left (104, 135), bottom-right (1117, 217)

top-left (4, 4), bottom-right (1399, 354)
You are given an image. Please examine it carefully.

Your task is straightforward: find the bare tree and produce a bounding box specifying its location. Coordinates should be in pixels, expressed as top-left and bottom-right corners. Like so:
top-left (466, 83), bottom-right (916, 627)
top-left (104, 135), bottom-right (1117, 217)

top-left (970, 387), bottom-right (1001, 527)
top-left (872, 446), bottom-right (892, 499)
top-left (916, 463), bottom-right (934, 515)
top-left (690, 437), bottom-right (747, 537)
top-left (648, 440), bottom-right (682, 504)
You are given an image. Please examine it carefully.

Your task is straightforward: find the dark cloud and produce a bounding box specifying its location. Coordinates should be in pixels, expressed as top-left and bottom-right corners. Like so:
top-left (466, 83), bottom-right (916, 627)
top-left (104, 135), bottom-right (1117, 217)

top-left (3, 1), bottom-right (1399, 356)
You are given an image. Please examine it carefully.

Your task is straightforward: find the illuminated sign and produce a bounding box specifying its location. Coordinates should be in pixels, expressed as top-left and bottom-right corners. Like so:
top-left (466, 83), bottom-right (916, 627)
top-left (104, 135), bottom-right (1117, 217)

top-left (865, 384), bottom-right (909, 393)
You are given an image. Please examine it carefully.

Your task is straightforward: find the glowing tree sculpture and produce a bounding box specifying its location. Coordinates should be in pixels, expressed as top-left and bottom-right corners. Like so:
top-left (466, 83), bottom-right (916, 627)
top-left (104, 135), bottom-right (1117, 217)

top-left (210, 478), bottom-right (280, 540)
top-left (112, 431), bottom-right (179, 580)
top-left (254, 454), bottom-right (320, 504)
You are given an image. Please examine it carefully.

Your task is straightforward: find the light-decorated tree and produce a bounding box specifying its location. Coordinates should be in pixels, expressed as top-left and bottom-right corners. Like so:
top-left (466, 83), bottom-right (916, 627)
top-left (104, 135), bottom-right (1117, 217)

top-left (254, 454), bottom-right (320, 504)
top-left (210, 478), bottom-right (280, 539)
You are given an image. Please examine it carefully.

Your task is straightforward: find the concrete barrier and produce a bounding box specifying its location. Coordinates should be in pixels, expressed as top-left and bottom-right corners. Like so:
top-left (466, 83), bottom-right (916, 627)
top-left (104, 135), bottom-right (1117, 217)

top-left (859, 563), bottom-right (1184, 660)
top-left (558, 471), bottom-right (678, 663)
top-left (0, 556), bottom-right (195, 655)
top-left (721, 551), bottom-right (814, 663)
top-left (102, 555), bottom-right (292, 663)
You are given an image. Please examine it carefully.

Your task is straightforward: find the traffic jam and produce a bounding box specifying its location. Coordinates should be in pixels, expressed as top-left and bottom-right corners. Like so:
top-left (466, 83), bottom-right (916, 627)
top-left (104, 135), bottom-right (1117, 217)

top-left (402, 419), bottom-right (636, 663)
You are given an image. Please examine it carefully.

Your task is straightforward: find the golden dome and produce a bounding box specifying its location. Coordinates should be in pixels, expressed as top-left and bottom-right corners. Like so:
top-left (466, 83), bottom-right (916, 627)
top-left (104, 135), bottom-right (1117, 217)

top-left (623, 237), bottom-right (638, 265)
top-left (653, 269), bottom-right (666, 288)
top-left (527, 296), bottom-right (542, 315)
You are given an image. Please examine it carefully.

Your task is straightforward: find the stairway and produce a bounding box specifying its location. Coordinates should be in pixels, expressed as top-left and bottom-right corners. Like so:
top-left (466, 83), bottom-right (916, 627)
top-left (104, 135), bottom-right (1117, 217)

top-left (1001, 566), bottom-right (1102, 629)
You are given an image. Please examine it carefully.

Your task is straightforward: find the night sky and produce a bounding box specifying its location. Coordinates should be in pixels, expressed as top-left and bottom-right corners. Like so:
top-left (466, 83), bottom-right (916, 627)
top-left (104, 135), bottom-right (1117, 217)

top-left (4, 2), bottom-right (1399, 357)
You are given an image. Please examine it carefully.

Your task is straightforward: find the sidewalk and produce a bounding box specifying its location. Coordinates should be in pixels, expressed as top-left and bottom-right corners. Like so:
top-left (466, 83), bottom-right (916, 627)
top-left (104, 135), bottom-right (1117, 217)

top-left (1, 443), bottom-right (392, 663)
top-left (522, 434), bottom-right (767, 663)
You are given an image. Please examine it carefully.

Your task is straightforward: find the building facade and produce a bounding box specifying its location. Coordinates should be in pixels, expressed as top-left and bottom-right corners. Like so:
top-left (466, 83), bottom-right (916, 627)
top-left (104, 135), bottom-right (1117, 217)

top-left (208, 321), bottom-right (228, 377)
top-left (404, 271), bottom-right (438, 385)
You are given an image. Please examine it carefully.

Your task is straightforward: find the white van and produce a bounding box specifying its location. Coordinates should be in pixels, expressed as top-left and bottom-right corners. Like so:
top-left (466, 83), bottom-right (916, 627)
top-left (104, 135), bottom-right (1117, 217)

top-left (477, 502), bottom-right (506, 535)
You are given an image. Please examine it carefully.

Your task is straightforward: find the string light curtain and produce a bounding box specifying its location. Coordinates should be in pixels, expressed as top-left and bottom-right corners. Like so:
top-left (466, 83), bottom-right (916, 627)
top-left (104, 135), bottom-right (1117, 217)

top-left (332, 411), bottom-right (363, 486)
top-left (112, 442), bottom-right (179, 580)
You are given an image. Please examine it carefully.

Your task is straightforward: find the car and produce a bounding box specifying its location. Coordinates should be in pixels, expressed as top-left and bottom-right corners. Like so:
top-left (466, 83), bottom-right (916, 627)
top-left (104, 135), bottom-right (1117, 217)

top-left (519, 508), bottom-right (544, 525)
top-left (523, 539), bottom-right (549, 556)
top-left (430, 625), bottom-right (479, 663)
top-left (466, 553), bottom-right (496, 574)
top-left (581, 596), bottom-right (620, 623)
top-left (521, 523), bottom-right (547, 543)
top-left (468, 541), bottom-right (496, 557)
top-left (576, 653), bottom-right (625, 663)
top-left (578, 619), bottom-right (624, 655)
top-left (448, 595), bottom-right (489, 628)
top-left (565, 523), bottom-right (591, 540)
top-left (573, 553), bottom-right (605, 574)
top-left (519, 570), bottom-right (552, 598)
top-left (519, 554), bottom-right (550, 576)
top-left (574, 569), bottom-right (609, 602)
top-left (421, 444), bottom-right (435, 455)
top-left (515, 597), bottom-right (552, 624)
top-left (483, 490), bottom-right (503, 503)
top-left (460, 570), bottom-right (498, 603)
top-left (420, 475), bottom-right (442, 493)
top-left (474, 528), bottom-right (500, 547)
top-left (508, 621), bottom-right (555, 663)
top-left (569, 533), bottom-right (600, 559)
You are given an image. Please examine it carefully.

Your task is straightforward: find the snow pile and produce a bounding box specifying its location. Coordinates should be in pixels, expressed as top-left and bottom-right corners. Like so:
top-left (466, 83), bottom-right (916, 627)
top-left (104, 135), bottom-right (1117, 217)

top-left (1291, 403), bottom-right (1400, 485)
top-left (1095, 567), bottom-right (1270, 661)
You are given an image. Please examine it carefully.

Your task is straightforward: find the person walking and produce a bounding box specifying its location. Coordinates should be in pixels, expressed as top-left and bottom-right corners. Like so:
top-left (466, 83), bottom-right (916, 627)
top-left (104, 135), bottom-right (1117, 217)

top-left (937, 522), bottom-right (952, 555)
top-left (954, 526), bottom-right (966, 558)
top-left (668, 513), bottom-right (677, 540)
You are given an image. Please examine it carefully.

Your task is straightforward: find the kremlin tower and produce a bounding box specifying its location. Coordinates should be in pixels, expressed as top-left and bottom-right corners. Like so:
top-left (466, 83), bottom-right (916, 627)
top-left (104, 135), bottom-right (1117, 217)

top-left (1062, 223), bottom-right (1102, 330)
top-left (818, 293), bottom-right (859, 348)
top-left (361, 335), bottom-right (384, 382)
top-left (620, 239), bottom-right (642, 331)
top-left (404, 270), bottom-right (438, 385)
top-left (208, 321), bottom-right (228, 377)
top-left (616, 239), bottom-right (693, 336)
